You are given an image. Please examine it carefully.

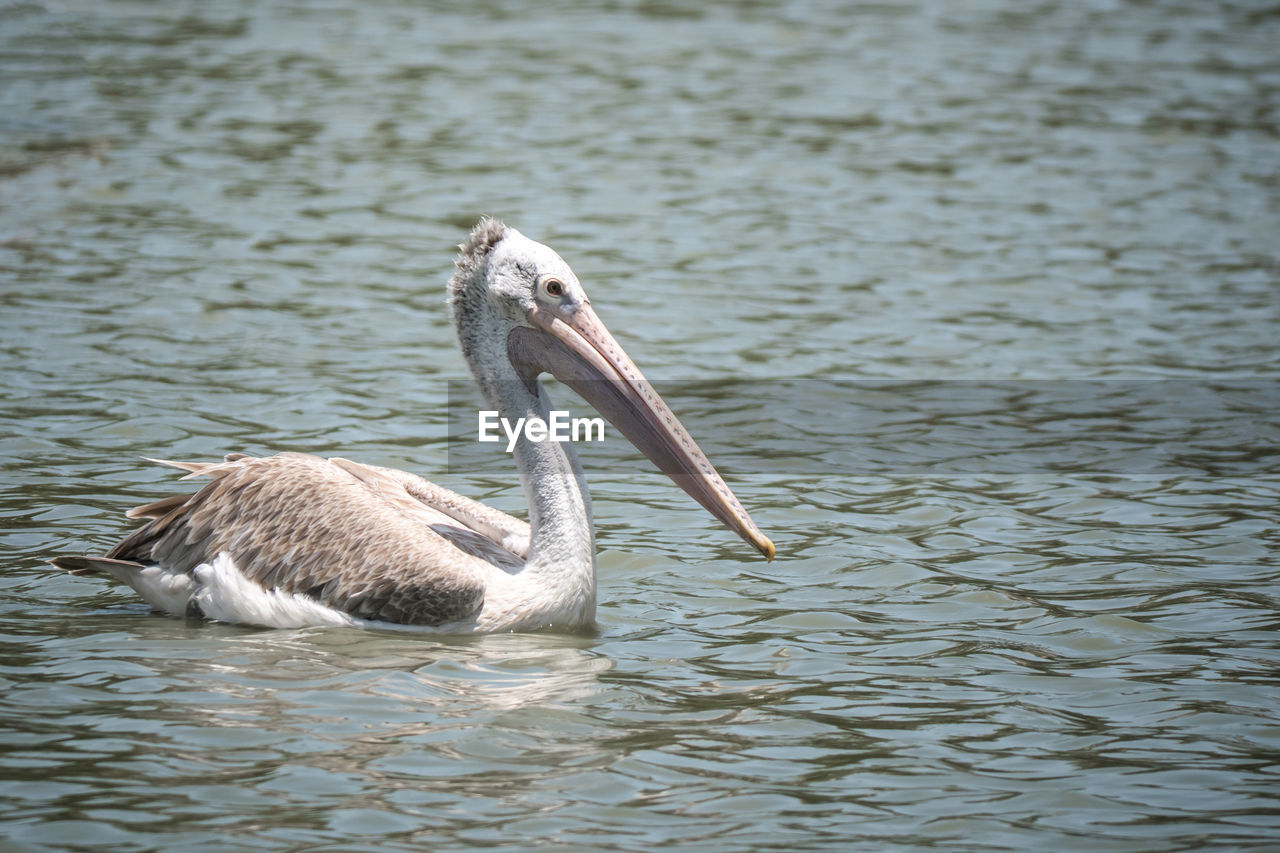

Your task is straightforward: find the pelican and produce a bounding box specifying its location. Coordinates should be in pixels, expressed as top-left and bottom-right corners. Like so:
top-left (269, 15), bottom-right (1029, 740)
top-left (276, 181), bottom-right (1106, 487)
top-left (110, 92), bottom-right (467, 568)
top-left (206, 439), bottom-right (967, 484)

top-left (52, 218), bottom-right (774, 633)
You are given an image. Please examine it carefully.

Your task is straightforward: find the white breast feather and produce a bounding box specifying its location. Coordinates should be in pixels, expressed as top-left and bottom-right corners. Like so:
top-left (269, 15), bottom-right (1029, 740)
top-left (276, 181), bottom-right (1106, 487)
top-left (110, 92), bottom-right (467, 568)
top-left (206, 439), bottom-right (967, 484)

top-left (193, 554), bottom-right (359, 629)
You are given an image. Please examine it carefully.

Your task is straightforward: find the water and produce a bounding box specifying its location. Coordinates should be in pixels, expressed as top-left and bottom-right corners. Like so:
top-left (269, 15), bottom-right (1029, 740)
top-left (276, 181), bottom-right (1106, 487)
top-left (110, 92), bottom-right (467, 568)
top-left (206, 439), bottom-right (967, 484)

top-left (2, 0), bottom-right (1278, 849)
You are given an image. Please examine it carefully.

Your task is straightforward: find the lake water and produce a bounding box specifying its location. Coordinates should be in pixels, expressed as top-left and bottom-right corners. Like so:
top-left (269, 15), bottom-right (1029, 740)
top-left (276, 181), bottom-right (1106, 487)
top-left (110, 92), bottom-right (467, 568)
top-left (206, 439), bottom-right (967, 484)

top-left (2, 1), bottom-right (1278, 850)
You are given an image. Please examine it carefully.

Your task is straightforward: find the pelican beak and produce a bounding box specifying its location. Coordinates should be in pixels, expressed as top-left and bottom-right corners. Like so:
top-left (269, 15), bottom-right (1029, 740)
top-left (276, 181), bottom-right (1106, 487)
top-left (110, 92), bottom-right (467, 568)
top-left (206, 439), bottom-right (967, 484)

top-left (511, 302), bottom-right (775, 560)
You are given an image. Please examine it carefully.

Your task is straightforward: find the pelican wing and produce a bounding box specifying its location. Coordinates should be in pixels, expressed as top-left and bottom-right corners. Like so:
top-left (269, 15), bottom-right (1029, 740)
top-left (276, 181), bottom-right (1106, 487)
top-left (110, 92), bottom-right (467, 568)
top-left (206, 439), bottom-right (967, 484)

top-left (327, 458), bottom-right (531, 559)
top-left (99, 453), bottom-right (497, 626)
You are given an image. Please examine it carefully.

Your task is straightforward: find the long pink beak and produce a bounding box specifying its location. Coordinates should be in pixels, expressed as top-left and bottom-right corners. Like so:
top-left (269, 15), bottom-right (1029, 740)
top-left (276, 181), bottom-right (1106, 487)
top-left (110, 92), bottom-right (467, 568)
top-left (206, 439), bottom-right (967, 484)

top-left (509, 302), bottom-right (775, 560)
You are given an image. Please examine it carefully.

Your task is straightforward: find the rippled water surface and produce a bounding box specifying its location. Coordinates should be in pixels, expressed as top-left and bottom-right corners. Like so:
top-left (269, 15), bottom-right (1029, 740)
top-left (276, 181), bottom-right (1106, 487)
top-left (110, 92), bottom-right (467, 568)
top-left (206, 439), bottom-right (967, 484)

top-left (3, 1), bottom-right (1278, 850)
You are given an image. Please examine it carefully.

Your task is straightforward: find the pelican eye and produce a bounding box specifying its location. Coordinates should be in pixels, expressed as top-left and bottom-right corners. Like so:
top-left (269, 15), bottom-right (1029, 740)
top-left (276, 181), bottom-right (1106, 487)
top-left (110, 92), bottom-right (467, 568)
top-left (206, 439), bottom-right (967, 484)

top-left (543, 278), bottom-right (564, 297)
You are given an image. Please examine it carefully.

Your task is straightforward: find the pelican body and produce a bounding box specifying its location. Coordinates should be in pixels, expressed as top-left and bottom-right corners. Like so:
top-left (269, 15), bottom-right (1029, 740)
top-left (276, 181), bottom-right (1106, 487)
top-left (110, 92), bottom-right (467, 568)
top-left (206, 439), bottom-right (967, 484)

top-left (53, 219), bottom-right (773, 633)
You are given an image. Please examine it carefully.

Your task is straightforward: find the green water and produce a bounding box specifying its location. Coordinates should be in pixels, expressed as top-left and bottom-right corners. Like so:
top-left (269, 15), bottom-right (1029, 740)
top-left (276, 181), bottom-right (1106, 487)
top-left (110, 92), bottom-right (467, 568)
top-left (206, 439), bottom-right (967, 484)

top-left (2, 1), bottom-right (1278, 850)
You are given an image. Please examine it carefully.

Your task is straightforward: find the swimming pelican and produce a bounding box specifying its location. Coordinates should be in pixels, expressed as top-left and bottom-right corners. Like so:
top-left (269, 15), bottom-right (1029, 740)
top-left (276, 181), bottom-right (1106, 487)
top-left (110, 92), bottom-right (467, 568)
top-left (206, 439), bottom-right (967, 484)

top-left (52, 218), bottom-right (774, 633)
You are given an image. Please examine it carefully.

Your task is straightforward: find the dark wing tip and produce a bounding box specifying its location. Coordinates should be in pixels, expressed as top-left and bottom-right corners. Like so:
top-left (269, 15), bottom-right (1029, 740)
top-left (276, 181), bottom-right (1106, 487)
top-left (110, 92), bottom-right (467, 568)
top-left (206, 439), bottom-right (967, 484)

top-left (51, 555), bottom-right (146, 576)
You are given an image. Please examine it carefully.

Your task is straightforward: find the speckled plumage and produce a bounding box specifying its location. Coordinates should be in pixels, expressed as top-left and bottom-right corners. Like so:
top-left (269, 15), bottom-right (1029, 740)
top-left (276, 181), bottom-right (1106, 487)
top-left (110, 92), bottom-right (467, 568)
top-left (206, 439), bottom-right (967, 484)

top-left (109, 453), bottom-right (503, 625)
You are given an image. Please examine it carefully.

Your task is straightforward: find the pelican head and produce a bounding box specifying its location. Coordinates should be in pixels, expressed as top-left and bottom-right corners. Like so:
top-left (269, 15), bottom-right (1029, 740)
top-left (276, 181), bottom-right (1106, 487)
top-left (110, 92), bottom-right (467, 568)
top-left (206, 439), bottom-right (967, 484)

top-left (449, 217), bottom-right (774, 560)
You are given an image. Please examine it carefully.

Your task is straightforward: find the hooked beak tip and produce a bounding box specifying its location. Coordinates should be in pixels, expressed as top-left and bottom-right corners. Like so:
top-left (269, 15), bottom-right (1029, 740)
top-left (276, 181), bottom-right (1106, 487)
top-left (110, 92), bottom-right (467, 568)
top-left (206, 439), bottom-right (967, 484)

top-left (756, 534), bottom-right (776, 561)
